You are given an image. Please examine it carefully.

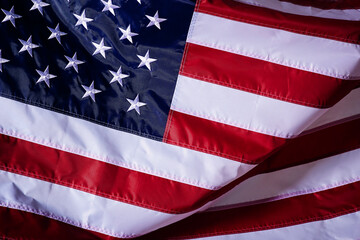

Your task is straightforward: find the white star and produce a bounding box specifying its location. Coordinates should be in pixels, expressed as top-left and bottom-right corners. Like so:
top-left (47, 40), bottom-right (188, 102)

top-left (19, 36), bottom-right (39, 57)
top-left (127, 94), bottom-right (146, 115)
top-left (119, 25), bottom-right (138, 44)
top-left (1, 6), bottom-right (21, 27)
top-left (92, 38), bottom-right (112, 58)
top-left (109, 66), bottom-right (129, 86)
top-left (81, 81), bottom-right (102, 102)
top-left (36, 66), bottom-right (56, 88)
top-left (101, 0), bottom-right (120, 16)
top-left (65, 52), bottom-right (84, 73)
top-left (48, 23), bottom-right (67, 44)
top-left (137, 50), bottom-right (157, 71)
top-left (145, 11), bottom-right (166, 29)
top-left (0, 50), bottom-right (10, 73)
top-left (74, 10), bottom-right (93, 30)
top-left (30, 0), bottom-right (50, 15)
top-left (136, 0), bottom-right (141, 4)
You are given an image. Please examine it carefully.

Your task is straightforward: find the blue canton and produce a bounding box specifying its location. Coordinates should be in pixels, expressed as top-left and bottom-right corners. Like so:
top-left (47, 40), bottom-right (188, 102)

top-left (0, 0), bottom-right (195, 140)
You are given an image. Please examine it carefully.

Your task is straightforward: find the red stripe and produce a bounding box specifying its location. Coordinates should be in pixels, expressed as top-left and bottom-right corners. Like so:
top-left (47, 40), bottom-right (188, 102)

top-left (142, 181), bottom-right (360, 239)
top-left (170, 116), bottom-right (360, 210)
top-left (180, 43), bottom-right (359, 108)
top-left (0, 206), bottom-right (117, 240)
top-left (197, 0), bottom-right (360, 44)
top-left (0, 134), bottom-right (212, 214)
top-left (207, 117), bottom-right (360, 204)
top-left (164, 110), bottom-right (286, 164)
top-left (279, 0), bottom-right (360, 9)
top-left (258, 116), bottom-right (360, 174)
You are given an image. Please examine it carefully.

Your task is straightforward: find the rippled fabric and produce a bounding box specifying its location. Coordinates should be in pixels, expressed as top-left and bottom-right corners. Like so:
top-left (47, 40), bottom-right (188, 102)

top-left (0, 0), bottom-right (195, 139)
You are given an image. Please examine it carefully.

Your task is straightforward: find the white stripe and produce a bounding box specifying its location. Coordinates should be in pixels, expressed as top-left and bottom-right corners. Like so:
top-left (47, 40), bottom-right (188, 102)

top-left (171, 75), bottom-right (326, 138)
top-left (210, 148), bottom-right (360, 209)
top-left (0, 97), bottom-right (254, 190)
top-left (0, 170), bottom-right (211, 238)
top-left (234, 0), bottom-right (360, 21)
top-left (306, 88), bottom-right (360, 131)
top-left (194, 211), bottom-right (360, 240)
top-left (188, 12), bottom-right (360, 80)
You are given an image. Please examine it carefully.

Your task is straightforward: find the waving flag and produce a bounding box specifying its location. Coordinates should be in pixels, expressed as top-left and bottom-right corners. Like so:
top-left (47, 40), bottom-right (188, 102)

top-left (0, 0), bottom-right (359, 239)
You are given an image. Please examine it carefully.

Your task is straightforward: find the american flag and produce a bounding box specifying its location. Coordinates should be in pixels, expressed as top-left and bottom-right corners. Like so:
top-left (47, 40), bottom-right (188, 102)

top-left (0, 0), bottom-right (359, 239)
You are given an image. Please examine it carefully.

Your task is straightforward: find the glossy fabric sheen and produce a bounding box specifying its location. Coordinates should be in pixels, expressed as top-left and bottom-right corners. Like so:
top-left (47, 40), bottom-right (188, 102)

top-left (181, 43), bottom-right (359, 108)
top-left (0, 0), bottom-right (195, 140)
top-left (188, 11), bottom-right (360, 80)
top-left (0, 96), bottom-right (251, 190)
top-left (0, 133), bottom-right (212, 213)
top-left (142, 180), bottom-right (360, 239)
